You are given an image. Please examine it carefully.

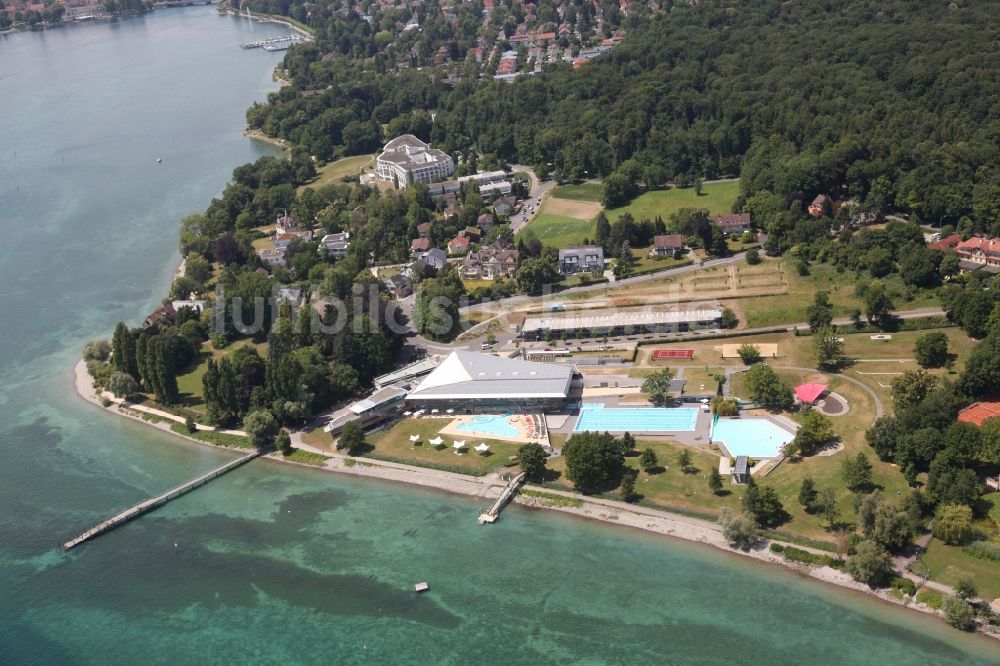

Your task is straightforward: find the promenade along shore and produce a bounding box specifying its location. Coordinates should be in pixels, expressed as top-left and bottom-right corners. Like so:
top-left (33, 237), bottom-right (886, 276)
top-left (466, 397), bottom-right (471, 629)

top-left (72, 359), bottom-right (1000, 640)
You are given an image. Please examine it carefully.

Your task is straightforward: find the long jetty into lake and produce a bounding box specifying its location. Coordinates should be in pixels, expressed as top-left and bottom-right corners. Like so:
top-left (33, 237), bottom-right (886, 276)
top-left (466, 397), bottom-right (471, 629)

top-left (61, 450), bottom-right (262, 551)
top-left (478, 472), bottom-right (526, 524)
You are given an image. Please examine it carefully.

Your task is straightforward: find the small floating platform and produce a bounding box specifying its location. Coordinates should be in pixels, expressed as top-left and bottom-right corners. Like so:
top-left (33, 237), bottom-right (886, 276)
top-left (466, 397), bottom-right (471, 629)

top-left (414, 582), bottom-right (429, 592)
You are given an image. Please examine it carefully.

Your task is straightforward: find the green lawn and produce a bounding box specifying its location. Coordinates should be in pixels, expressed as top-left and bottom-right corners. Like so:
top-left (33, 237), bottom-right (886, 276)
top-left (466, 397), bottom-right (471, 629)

top-left (527, 213), bottom-right (596, 247)
top-left (550, 182), bottom-right (603, 202)
top-left (922, 539), bottom-right (1000, 602)
top-left (605, 181), bottom-right (739, 222)
top-left (297, 154), bottom-right (375, 193)
top-left (176, 339), bottom-right (269, 412)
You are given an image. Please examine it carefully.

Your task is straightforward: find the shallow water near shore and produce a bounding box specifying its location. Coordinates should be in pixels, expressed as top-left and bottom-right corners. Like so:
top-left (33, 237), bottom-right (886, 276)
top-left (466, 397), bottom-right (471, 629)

top-left (0, 8), bottom-right (999, 665)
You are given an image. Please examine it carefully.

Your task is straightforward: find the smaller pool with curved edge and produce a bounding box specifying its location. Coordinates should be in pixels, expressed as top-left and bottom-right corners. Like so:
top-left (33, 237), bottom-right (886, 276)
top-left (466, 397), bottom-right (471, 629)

top-left (711, 418), bottom-right (795, 459)
top-left (455, 415), bottom-right (519, 438)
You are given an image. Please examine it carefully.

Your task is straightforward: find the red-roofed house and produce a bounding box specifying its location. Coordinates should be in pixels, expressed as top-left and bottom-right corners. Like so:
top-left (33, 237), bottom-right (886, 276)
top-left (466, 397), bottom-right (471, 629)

top-left (956, 236), bottom-right (1000, 272)
top-left (448, 235), bottom-right (471, 255)
top-left (958, 401), bottom-right (1000, 427)
top-left (651, 234), bottom-right (686, 256)
top-left (928, 234), bottom-right (961, 251)
top-left (709, 213), bottom-right (751, 235)
top-left (808, 194), bottom-right (830, 217)
top-left (411, 237), bottom-right (431, 259)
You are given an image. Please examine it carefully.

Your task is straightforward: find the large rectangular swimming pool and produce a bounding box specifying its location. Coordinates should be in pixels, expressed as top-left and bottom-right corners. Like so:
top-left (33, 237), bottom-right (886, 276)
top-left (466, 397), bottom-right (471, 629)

top-left (574, 404), bottom-right (699, 433)
top-left (711, 418), bottom-right (795, 459)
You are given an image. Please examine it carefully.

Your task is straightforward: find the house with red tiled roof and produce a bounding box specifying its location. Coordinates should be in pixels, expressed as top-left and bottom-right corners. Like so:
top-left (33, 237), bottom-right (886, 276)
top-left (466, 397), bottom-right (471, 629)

top-left (808, 194), bottom-right (830, 217)
top-left (651, 234), bottom-right (686, 256)
top-left (956, 236), bottom-right (1000, 273)
top-left (411, 237), bottom-right (431, 259)
top-left (709, 213), bottom-right (751, 235)
top-left (448, 235), bottom-right (471, 255)
top-left (928, 234), bottom-right (961, 251)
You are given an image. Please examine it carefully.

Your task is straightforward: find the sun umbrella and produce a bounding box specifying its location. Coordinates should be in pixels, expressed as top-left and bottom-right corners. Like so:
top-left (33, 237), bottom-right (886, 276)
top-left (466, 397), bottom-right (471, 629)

top-left (446, 408), bottom-right (455, 414)
top-left (409, 434), bottom-right (420, 442)
top-left (700, 398), bottom-right (710, 404)
top-left (429, 436), bottom-right (444, 446)
top-left (403, 411), bottom-right (413, 416)
top-left (474, 443), bottom-right (490, 454)
top-left (452, 440), bottom-right (466, 450)
top-left (431, 409), bottom-right (439, 414)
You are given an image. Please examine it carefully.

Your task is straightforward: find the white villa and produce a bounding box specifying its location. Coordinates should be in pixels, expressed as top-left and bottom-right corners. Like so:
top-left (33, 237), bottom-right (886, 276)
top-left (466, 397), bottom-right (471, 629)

top-left (375, 135), bottom-right (455, 188)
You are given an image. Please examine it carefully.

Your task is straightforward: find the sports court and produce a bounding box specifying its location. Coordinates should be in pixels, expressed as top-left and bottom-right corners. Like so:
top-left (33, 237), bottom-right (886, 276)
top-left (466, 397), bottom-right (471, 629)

top-left (652, 349), bottom-right (694, 360)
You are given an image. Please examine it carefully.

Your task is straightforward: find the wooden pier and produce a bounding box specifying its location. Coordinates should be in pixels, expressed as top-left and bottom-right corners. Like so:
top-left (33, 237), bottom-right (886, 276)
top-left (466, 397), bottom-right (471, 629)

top-left (478, 472), bottom-right (526, 524)
top-left (61, 450), bottom-right (261, 551)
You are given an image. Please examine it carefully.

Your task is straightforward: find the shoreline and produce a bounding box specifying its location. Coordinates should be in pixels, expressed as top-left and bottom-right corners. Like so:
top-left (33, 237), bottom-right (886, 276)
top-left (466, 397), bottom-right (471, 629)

top-left (71, 359), bottom-right (1000, 642)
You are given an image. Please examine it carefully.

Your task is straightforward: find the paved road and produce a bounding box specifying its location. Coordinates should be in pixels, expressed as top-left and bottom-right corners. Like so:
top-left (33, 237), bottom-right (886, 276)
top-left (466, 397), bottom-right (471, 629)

top-left (509, 164), bottom-right (556, 234)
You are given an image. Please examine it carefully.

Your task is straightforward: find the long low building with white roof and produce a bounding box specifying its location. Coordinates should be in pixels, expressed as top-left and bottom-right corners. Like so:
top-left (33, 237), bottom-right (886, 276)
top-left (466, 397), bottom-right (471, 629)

top-left (520, 305), bottom-right (723, 340)
top-left (406, 351), bottom-right (573, 412)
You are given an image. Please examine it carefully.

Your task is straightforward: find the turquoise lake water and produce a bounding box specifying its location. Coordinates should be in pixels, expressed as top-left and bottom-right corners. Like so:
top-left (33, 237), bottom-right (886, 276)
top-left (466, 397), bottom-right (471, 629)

top-left (0, 8), bottom-right (999, 664)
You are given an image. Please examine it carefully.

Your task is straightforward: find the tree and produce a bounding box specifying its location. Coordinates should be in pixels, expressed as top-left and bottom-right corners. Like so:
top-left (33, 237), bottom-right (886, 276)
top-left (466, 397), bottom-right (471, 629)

top-left (737, 343), bottom-right (761, 365)
top-left (798, 477), bottom-right (818, 510)
top-left (112, 322), bottom-right (139, 380)
top-left (337, 421), bottom-right (367, 455)
top-left (639, 447), bottom-right (658, 472)
top-left (863, 282), bottom-right (893, 325)
top-left (619, 431), bottom-right (636, 456)
top-left (620, 466), bottom-right (639, 502)
top-left (718, 508), bottom-right (757, 551)
top-left (846, 539), bottom-right (892, 587)
top-left (83, 339), bottom-right (111, 363)
top-left (813, 325), bottom-right (845, 369)
top-left (816, 487), bottom-right (839, 530)
top-left (954, 577), bottom-right (977, 601)
top-left (932, 504), bottom-right (974, 545)
top-left (107, 371), bottom-right (140, 399)
top-left (708, 468), bottom-right (723, 494)
top-left (942, 597), bottom-right (976, 632)
top-left (677, 448), bottom-right (693, 473)
top-left (641, 368), bottom-right (675, 406)
top-left (871, 502), bottom-right (915, 552)
top-left (594, 212), bottom-right (611, 251)
top-left (516, 256), bottom-right (561, 293)
top-left (742, 476), bottom-right (785, 527)
top-left (518, 443), bottom-right (548, 480)
top-left (841, 452), bottom-right (874, 492)
top-left (276, 430), bottom-right (292, 456)
top-left (790, 410), bottom-right (836, 457)
top-left (720, 307), bottom-right (738, 329)
top-left (184, 415), bottom-right (197, 433)
top-left (890, 370), bottom-right (939, 410)
top-left (745, 248), bottom-right (761, 265)
top-left (243, 410), bottom-right (278, 451)
top-left (805, 292), bottom-right (833, 333)
top-left (562, 431), bottom-right (625, 493)
top-left (742, 363), bottom-right (794, 409)
top-left (866, 416), bottom-right (899, 461)
top-left (913, 331), bottom-right (949, 368)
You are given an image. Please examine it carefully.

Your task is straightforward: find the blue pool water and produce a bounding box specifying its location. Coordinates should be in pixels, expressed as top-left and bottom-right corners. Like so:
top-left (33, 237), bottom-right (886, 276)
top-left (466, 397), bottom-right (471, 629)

top-left (712, 418), bottom-right (795, 458)
top-left (574, 405), bottom-right (699, 432)
top-left (456, 414), bottom-right (519, 438)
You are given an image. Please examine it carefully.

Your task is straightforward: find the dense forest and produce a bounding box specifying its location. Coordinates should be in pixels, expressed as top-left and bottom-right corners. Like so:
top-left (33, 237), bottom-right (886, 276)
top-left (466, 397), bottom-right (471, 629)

top-left (247, 0), bottom-right (999, 229)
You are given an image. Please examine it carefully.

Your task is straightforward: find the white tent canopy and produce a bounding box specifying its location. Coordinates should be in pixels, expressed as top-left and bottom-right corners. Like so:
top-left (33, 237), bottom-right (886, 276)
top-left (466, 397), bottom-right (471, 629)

top-left (409, 434), bottom-right (421, 442)
top-left (403, 411), bottom-right (413, 416)
top-left (474, 443), bottom-right (490, 453)
top-left (446, 408), bottom-right (455, 414)
top-left (452, 440), bottom-right (466, 449)
top-left (431, 409), bottom-right (439, 414)
top-left (429, 436), bottom-right (444, 446)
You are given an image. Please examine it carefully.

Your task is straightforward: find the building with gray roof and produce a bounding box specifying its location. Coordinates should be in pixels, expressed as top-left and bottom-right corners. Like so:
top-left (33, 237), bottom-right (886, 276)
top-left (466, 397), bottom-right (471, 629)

top-left (406, 351), bottom-right (573, 412)
top-left (376, 135), bottom-right (455, 188)
top-left (520, 305), bottom-right (723, 340)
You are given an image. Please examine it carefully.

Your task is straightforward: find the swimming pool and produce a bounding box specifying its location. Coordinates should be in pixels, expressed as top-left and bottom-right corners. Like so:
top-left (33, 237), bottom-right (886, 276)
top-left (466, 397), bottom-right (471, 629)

top-left (711, 418), bottom-right (795, 459)
top-left (574, 404), bottom-right (699, 432)
top-left (455, 415), bottom-right (519, 438)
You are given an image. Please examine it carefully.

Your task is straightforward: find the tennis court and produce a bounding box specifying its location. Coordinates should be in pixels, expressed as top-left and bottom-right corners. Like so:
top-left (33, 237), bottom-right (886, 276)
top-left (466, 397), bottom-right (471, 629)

top-left (652, 349), bottom-right (694, 360)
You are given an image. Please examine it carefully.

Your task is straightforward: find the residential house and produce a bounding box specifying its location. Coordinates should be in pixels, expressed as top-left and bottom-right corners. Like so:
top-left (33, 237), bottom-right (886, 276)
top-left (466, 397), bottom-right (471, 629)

top-left (171, 299), bottom-right (207, 314)
top-left (559, 245), bottom-right (605, 275)
top-left (320, 232), bottom-right (351, 258)
top-left (385, 274), bottom-right (412, 299)
top-left (928, 234), bottom-right (961, 251)
top-left (808, 195), bottom-right (830, 217)
top-left (411, 237), bottom-right (431, 259)
top-left (274, 230), bottom-right (312, 249)
top-left (448, 235), bottom-right (472, 255)
top-left (425, 248), bottom-right (448, 271)
top-left (709, 213), bottom-right (751, 235)
top-left (257, 247), bottom-right (288, 268)
top-left (276, 287), bottom-right (304, 308)
top-left (143, 302), bottom-right (176, 331)
top-left (651, 234), bottom-right (686, 256)
top-left (956, 237), bottom-right (1000, 273)
top-left (479, 180), bottom-right (512, 200)
top-left (477, 213), bottom-right (494, 233)
top-left (463, 226), bottom-right (482, 243)
top-left (461, 240), bottom-right (519, 280)
top-left (375, 135), bottom-right (455, 188)
top-left (493, 196), bottom-right (516, 217)
top-left (275, 212), bottom-right (301, 236)
top-left (443, 203), bottom-right (462, 220)
top-left (416, 222), bottom-right (432, 238)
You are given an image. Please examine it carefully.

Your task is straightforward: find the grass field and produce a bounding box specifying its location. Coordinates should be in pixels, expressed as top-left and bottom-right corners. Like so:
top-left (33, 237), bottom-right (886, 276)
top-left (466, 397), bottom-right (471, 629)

top-left (605, 181), bottom-right (739, 222)
top-left (526, 213), bottom-right (597, 248)
top-left (922, 538), bottom-right (1000, 602)
top-left (550, 183), bottom-right (603, 202)
top-left (297, 154), bottom-right (374, 193)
